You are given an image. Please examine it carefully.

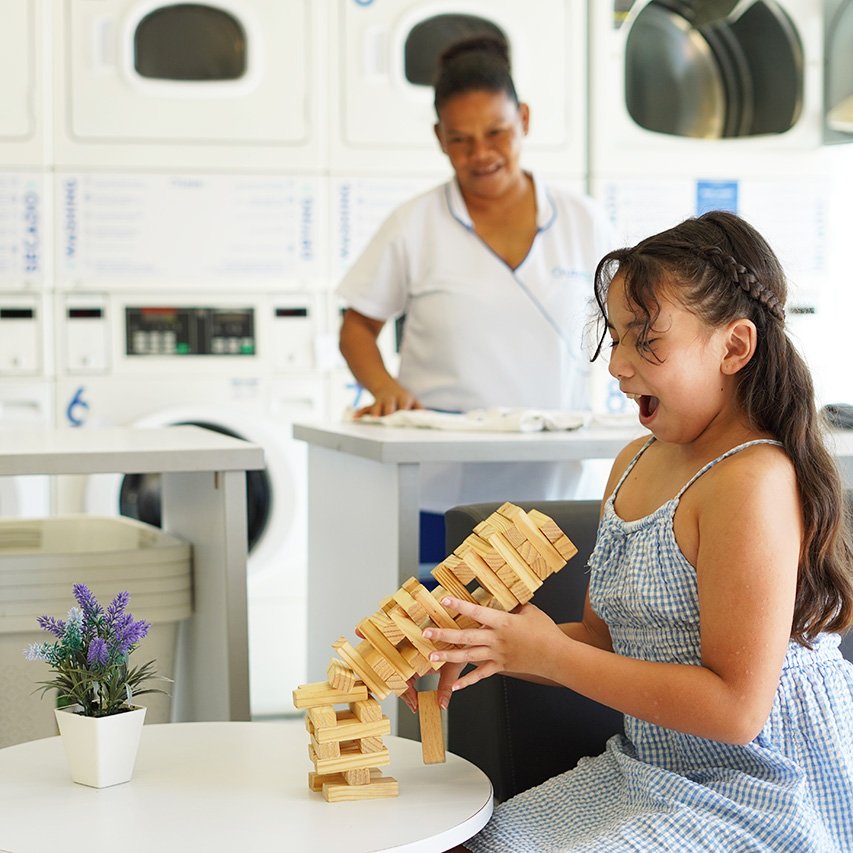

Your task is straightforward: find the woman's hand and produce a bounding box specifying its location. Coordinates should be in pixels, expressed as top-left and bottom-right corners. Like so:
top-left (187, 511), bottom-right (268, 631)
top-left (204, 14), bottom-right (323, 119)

top-left (422, 596), bottom-right (565, 692)
top-left (354, 378), bottom-right (423, 417)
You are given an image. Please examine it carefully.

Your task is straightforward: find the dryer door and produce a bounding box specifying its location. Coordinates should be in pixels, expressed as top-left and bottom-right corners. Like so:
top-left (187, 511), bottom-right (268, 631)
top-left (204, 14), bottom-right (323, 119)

top-left (624, 0), bottom-right (803, 139)
top-left (64, 0), bottom-right (310, 146)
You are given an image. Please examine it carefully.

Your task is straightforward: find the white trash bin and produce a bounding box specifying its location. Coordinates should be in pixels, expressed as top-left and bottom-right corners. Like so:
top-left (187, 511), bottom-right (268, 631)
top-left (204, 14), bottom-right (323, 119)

top-left (0, 516), bottom-right (191, 747)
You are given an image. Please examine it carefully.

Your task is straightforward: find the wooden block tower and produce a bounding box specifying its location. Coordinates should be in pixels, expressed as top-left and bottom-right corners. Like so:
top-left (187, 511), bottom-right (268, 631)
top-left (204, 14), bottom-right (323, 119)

top-left (293, 502), bottom-right (577, 802)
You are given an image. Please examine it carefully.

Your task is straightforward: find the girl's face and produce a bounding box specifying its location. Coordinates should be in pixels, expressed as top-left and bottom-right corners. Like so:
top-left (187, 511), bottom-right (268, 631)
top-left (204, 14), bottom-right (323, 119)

top-left (434, 89), bottom-right (529, 201)
top-left (605, 273), bottom-right (734, 445)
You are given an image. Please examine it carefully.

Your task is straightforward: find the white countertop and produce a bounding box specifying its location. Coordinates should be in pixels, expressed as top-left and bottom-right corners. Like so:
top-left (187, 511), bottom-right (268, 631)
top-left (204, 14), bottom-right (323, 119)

top-left (293, 419), bottom-right (853, 480)
top-left (0, 425), bottom-right (265, 476)
top-left (293, 419), bottom-right (648, 463)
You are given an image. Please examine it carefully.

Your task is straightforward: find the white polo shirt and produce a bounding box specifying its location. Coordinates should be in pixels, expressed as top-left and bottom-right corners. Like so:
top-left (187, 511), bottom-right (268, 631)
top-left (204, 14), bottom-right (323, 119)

top-left (337, 175), bottom-right (613, 413)
top-left (337, 175), bottom-right (615, 509)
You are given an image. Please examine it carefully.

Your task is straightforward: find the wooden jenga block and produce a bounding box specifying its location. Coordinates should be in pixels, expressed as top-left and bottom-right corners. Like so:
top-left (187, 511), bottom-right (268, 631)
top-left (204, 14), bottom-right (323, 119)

top-left (309, 767), bottom-right (384, 792)
top-left (343, 767), bottom-right (372, 786)
top-left (359, 616), bottom-right (416, 679)
top-left (460, 548), bottom-right (520, 611)
top-left (309, 710), bottom-right (391, 744)
top-left (458, 533), bottom-right (508, 574)
top-left (431, 585), bottom-right (479, 630)
top-left (321, 773), bottom-right (400, 802)
top-left (527, 509), bottom-right (579, 561)
top-left (358, 736), bottom-right (386, 753)
top-left (309, 736), bottom-right (341, 760)
top-left (404, 578), bottom-right (462, 630)
top-left (431, 559), bottom-right (478, 605)
top-left (368, 609), bottom-right (406, 645)
top-left (326, 658), bottom-right (357, 692)
top-left (418, 690), bottom-right (446, 765)
top-left (496, 503), bottom-right (568, 574)
top-left (309, 740), bottom-right (390, 775)
top-left (489, 529), bottom-right (552, 584)
top-left (388, 606), bottom-right (443, 668)
top-left (307, 705), bottom-right (337, 730)
top-left (349, 697), bottom-right (382, 722)
top-left (401, 642), bottom-right (434, 677)
top-left (332, 637), bottom-right (392, 700)
top-left (392, 586), bottom-right (429, 627)
top-left (360, 642), bottom-right (408, 695)
top-left (293, 680), bottom-right (368, 709)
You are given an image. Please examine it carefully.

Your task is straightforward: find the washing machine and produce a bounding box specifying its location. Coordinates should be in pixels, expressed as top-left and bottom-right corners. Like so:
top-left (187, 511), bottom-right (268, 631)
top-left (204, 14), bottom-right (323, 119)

top-left (329, 0), bottom-right (587, 178)
top-left (0, 291), bottom-right (54, 518)
top-left (54, 290), bottom-right (327, 716)
top-left (589, 0), bottom-right (832, 179)
top-left (0, 171), bottom-right (46, 290)
top-left (0, 0), bottom-right (48, 168)
top-left (53, 0), bottom-right (326, 171)
top-left (54, 171), bottom-right (327, 292)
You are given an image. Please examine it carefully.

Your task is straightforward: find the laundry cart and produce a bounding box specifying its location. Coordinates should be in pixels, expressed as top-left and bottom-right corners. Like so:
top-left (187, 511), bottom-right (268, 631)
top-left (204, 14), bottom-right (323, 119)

top-left (0, 515), bottom-right (191, 748)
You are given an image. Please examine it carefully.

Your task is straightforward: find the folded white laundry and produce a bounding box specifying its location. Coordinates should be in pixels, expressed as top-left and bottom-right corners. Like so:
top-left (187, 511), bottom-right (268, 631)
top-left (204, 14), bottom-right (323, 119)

top-left (346, 407), bottom-right (590, 433)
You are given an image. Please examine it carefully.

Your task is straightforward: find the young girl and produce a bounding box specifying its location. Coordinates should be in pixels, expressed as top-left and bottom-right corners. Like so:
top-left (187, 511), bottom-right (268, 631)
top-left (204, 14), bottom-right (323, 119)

top-left (421, 211), bottom-right (853, 851)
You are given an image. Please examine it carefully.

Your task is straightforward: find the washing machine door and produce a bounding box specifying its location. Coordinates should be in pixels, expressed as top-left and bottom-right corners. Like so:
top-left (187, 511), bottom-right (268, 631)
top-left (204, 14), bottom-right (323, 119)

top-left (624, 0), bottom-right (803, 139)
top-left (118, 421), bottom-right (272, 553)
top-left (0, 1), bottom-right (34, 143)
top-left (625, 2), bottom-right (728, 138)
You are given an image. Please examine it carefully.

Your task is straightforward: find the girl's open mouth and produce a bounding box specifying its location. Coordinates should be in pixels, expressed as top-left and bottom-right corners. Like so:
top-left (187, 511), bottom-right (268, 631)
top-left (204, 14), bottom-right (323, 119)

top-left (639, 395), bottom-right (659, 421)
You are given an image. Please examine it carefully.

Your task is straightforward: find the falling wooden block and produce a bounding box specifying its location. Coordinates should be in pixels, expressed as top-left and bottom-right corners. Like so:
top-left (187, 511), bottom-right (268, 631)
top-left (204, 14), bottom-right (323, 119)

top-left (418, 690), bottom-right (446, 765)
top-left (326, 658), bottom-right (357, 692)
top-left (332, 637), bottom-right (393, 699)
top-left (292, 680), bottom-right (368, 709)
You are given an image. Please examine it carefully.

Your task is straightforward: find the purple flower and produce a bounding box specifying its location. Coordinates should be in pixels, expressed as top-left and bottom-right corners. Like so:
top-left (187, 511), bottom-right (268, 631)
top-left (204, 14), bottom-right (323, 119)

top-left (114, 613), bottom-right (150, 656)
top-left (105, 591), bottom-right (130, 627)
top-left (86, 637), bottom-right (110, 667)
top-left (73, 583), bottom-right (104, 623)
top-left (36, 615), bottom-right (66, 639)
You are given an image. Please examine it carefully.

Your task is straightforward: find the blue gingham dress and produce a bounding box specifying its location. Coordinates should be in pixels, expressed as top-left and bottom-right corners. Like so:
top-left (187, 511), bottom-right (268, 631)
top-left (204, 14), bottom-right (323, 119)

top-left (468, 439), bottom-right (853, 852)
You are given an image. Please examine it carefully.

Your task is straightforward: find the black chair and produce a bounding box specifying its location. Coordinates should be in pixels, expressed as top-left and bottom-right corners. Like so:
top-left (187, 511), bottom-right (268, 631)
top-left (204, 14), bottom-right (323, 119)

top-left (445, 497), bottom-right (853, 804)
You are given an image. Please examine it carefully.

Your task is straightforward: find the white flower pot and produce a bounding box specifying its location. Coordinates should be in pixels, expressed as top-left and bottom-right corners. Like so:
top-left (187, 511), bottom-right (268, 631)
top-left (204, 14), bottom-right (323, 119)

top-left (54, 705), bottom-right (146, 788)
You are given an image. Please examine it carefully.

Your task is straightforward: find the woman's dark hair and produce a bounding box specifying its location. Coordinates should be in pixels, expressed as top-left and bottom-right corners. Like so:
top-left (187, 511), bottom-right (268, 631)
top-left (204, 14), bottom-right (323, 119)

top-left (592, 210), bottom-right (853, 645)
top-left (433, 35), bottom-right (518, 115)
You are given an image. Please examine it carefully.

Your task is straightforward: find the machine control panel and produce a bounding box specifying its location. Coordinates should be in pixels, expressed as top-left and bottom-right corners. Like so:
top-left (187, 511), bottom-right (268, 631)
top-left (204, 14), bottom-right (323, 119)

top-left (125, 306), bottom-right (255, 356)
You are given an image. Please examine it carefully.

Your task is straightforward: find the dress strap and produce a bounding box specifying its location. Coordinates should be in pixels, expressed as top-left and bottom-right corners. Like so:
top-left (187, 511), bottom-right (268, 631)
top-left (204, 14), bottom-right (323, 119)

top-left (674, 439), bottom-right (784, 500)
top-left (611, 435), bottom-right (656, 498)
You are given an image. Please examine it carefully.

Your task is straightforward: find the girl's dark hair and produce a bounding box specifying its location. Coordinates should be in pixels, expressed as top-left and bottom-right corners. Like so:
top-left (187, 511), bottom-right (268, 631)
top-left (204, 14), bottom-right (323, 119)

top-left (433, 35), bottom-right (518, 114)
top-left (593, 210), bottom-right (853, 645)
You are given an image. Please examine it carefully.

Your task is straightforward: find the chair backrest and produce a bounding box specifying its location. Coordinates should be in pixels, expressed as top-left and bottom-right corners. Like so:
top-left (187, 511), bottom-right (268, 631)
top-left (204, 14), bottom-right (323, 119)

top-left (445, 495), bottom-right (853, 803)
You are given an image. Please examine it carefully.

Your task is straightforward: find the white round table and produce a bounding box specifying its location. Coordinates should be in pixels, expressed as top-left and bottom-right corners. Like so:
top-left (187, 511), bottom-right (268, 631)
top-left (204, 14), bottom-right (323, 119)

top-left (0, 721), bottom-right (493, 852)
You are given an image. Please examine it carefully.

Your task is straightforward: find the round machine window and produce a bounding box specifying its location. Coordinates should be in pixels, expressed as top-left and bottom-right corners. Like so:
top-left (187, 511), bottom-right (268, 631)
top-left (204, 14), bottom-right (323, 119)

top-left (118, 421), bottom-right (271, 554)
top-left (134, 4), bottom-right (247, 81)
top-left (625, 0), bottom-right (803, 139)
top-left (404, 14), bottom-right (507, 86)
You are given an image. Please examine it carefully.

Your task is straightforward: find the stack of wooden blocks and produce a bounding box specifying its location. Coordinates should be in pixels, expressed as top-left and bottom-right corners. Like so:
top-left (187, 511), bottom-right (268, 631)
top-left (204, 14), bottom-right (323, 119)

top-left (293, 502), bottom-right (577, 802)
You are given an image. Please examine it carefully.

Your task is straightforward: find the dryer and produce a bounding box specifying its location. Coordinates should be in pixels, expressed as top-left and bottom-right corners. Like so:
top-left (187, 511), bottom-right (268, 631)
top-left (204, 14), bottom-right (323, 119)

top-left (53, 0), bottom-right (326, 171)
top-left (589, 0), bottom-right (831, 179)
top-left (329, 0), bottom-right (587, 178)
top-left (55, 171), bottom-right (327, 293)
top-left (0, 0), bottom-right (48, 168)
top-left (54, 290), bottom-right (327, 716)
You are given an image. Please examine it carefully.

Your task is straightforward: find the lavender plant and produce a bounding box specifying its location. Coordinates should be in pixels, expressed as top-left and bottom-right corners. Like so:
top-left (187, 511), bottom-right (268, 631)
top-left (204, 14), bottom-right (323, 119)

top-left (24, 583), bottom-right (167, 717)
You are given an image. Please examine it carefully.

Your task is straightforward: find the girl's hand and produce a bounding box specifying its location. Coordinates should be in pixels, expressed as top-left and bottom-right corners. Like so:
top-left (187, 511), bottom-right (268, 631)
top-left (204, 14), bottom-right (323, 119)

top-left (423, 596), bottom-right (563, 692)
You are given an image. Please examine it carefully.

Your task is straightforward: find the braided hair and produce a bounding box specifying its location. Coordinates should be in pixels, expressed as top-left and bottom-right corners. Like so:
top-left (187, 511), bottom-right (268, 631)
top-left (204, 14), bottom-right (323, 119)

top-left (592, 210), bottom-right (853, 645)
